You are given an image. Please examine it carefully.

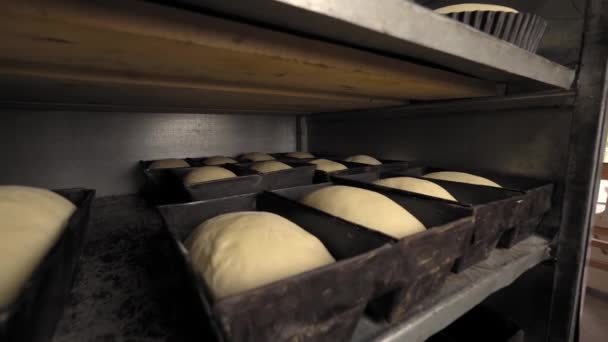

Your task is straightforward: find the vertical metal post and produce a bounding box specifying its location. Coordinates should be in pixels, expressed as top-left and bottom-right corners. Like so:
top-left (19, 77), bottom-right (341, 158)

top-left (296, 114), bottom-right (309, 152)
top-left (548, 0), bottom-right (608, 340)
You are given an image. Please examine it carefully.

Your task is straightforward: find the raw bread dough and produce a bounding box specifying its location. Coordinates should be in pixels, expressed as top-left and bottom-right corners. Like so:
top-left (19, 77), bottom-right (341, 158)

top-left (186, 211), bottom-right (335, 299)
top-left (148, 158), bottom-right (189, 169)
top-left (240, 152), bottom-right (275, 162)
top-left (203, 156), bottom-right (237, 166)
top-left (373, 177), bottom-right (457, 202)
top-left (435, 4), bottom-right (518, 14)
top-left (344, 155), bottom-right (382, 165)
top-left (424, 171), bottom-right (502, 188)
top-left (300, 185), bottom-right (425, 239)
top-left (183, 166), bottom-right (237, 186)
top-left (0, 186), bottom-right (76, 307)
top-left (285, 151), bottom-right (315, 159)
top-left (310, 159), bottom-right (348, 173)
top-left (250, 161), bottom-right (292, 173)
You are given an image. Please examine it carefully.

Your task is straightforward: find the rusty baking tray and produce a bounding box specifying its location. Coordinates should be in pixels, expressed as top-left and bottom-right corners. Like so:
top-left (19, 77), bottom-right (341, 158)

top-left (0, 188), bottom-right (95, 342)
top-left (269, 183), bottom-right (474, 323)
top-left (157, 193), bottom-right (395, 341)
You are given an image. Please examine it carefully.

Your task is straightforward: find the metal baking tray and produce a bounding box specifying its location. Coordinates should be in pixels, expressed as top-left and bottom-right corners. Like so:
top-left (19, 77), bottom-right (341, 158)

top-left (402, 166), bottom-right (554, 248)
top-left (0, 188), bottom-right (95, 342)
top-left (157, 193), bottom-right (395, 342)
top-left (331, 170), bottom-right (528, 271)
top-left (139, 159), bottom-right (192, 204)
top-left (236, 161), bottom-right (316, 190)
top-left (170, 164), bottom-right (262, 202)
top-left (186, 156), bottom-right (238, 167)
top-left (269, 183), bottom-right (474, 323)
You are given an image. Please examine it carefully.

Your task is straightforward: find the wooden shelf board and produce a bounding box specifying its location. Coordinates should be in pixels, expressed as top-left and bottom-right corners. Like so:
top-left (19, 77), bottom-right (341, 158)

top-left (0, 0), bottom-right (497, 113)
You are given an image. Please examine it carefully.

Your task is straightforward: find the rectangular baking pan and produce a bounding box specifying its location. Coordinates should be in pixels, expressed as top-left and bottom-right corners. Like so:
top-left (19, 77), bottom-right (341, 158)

top-left (157, 193), bottom-right (394, 342)
top-left (139, 159), bottom-right (193, 204)
top-left (186, 156), bottom-right (238, 167)
top-left (236, 162), bottom-right (316, 190)
top-left (269, 183), bottom-right (474, 322)
top-left (332, 170), bottom-right (527, 271)
top-left (170, 164), bottom-right (262, 202)
top-left (401, 166), bottom-right (554, 248)
top-left (0, 188), bottom-right (95, 342)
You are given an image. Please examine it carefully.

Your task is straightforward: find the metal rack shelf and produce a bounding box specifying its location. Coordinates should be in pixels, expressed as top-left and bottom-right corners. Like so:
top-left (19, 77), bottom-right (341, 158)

top-left (352, 235), bottom-right (551, 342)
top-left (0, 0), bottom-right (498, 115)
top-left (175, 0), bottom-right (576, 90)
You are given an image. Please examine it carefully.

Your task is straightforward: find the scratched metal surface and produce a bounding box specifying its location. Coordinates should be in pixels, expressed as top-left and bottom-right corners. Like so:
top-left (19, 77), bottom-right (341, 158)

top-left (0, 111), bottom-right (296, 196)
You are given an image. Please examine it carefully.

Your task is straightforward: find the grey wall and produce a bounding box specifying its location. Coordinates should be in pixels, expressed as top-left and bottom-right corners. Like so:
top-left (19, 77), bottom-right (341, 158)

top-left (0, 111), bottom-right (296, 196)
top-left (309, 108), bottom-right (572, 181)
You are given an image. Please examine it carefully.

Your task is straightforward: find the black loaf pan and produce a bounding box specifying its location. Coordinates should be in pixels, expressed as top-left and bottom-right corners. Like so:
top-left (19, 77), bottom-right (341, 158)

top-left (140, 159), bottom-right (193, 204)
top-left (310, 160), bottom-right (376, 183)
top-left (236, 161), bottom-right (316, 190)
top-left (270, 183), bottom-right (474, 323)
top-left (314, 154), bottom-right (413, 172)
top-left (0, 188), bottom-right (95, 342)
top-left (186, 156), bottom-right (239, 167)
top-left (402, 166), bottom-right (554, 248)
top-left (157, 192), bottom-right (398, 342)
top-left (170, 164), bottom-right (262, 202)
top-left (443, 10), bottom-right (547, 53)
top-left (332, 170), bottom-right (527, 271)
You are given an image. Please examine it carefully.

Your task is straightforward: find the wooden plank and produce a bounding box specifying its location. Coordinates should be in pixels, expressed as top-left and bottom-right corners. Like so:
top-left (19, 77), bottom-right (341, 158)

top-left (589, 259), bottom-right (608, 272)
top-left (0, 0), bottom-right (496, 113)
top-left (594, 226), bottom-right (608, 235)
top-left (591, 238), bottom-right (608, 249)
top-left (602, 163), bottom-right (608, 180)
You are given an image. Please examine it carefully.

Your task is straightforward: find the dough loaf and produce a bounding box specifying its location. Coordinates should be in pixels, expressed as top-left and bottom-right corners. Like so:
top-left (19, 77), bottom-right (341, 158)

top-left (183, 166), bottom-right (237, 186)
top-left (310, 159), bottom-right (348, 172)
top-left (186, 211), bottom-right (335, 299)
top-left (435, 4), bottom-right (518, 14)
top-left (344, 155), bottom-right (382, 165)
top-left (240, 152), bottom-right (275, 162)
top-left (148, 158), bottom-right (189, 169)
top-left (285, 151), bottom-right (315, 159)
top-left (203, 156), bottom-right (237, 166)
top-left (424, 171), bottom-right (502, 188)
top-left (301, 186), bottom-right (425, 239)
top-left (374, 177), bottom-right (457, 201)
top-left (250, 161), bottom-right (292, 173)
top-left (0, 186), bottom-right (76, 307)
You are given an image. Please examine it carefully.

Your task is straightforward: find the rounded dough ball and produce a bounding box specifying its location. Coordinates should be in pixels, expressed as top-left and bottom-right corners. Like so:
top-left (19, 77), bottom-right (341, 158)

top-left (240, 152), bottom-right (275, 162)
top-left (250, 161), bottom-right (292, 173)
top-left (0, 186), bottom-right (76, 307)
top-left (310, 159), bottom-right (348, 173)
top-left (374, 177), bottom-right (457, 202)
top-left (285, 151), bottom-right (315, 159)
top-left (344, 155), bottom-right (382, 165)
top-left (183, 166), bottom-right (237, 186)
top-left (203, 156), bottom-right (237, 166)
top-left (424, 171), bottom-right (502, 188)
top-left (186, 211), bottom-right (335, 299)
top-left (148, 158), bottom-right (190, 169)
top-left (301, 185), bottom-right (425, 239)
top-left (435, 4), bottom-right (518, 14)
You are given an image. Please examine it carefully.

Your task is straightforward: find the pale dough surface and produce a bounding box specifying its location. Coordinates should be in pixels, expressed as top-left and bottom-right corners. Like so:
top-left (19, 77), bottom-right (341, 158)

top-left (374, 177), bottom-right (457, 201)
top-left (435, 4), bottom-right (518, 14)
top-left (0, 186), bottom-right (76, 307)
top-left (183, 166), bottom-right (237, 186)
top-left (424, 171), bottom-right (502, 188)
top-left (148, 158), bottom-right (189, 169)
top-left (301, 185), bottom-right (425, 239)
top-left (285, 151), bottom-right (315, 159)
top-left (203, 156), bottom-right (237, 166)
top-left (344, 155), bottom-right (382, 165)
top-left (250, 161), bottom-right (292, 173)
top-left (240, 152), bottom-right (275, 162)
top-left (310, 159), bottom-right (348, 172)
top-left (186, 211), bottom-right (335, 299)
